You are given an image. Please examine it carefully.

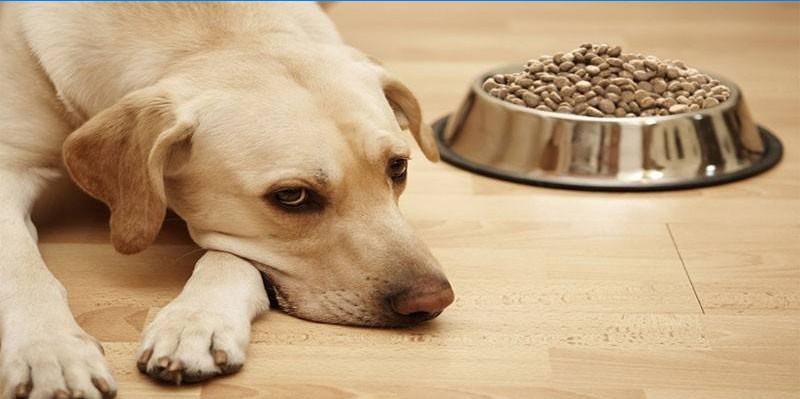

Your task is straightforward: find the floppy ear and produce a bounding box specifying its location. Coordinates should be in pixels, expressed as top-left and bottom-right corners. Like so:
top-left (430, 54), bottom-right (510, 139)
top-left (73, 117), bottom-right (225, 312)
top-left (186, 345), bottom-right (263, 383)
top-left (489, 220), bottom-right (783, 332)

top-left (382, 78), bottom-right (440, 162)
top-left (63, 87), bottom-right (194, 254)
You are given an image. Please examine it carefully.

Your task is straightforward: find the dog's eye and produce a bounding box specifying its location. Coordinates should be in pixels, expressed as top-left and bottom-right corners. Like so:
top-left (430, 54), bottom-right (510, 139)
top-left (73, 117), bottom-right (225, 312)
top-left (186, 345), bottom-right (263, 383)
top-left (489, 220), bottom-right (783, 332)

top-left (274, 187), bottom-right (308, 208)
top-left (388, 158), bottom-right (408, 181)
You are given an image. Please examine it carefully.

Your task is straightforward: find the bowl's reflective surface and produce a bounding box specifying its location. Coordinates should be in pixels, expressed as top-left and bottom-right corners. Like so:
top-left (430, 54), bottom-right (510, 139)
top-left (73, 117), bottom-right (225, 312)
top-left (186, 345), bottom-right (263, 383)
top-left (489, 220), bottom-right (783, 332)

top-left (437, 65), bottom-right (781, 190)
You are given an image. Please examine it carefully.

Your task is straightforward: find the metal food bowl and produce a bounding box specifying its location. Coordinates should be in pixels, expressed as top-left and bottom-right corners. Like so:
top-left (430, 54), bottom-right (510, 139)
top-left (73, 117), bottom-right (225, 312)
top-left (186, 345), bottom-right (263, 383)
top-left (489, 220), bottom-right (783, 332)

top-left (434, 64), bottom-right (782, 191)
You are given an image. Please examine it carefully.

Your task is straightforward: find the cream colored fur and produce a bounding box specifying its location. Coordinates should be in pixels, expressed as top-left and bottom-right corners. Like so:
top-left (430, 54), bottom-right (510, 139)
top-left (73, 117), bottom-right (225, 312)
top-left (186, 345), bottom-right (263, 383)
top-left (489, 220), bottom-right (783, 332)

top-left (0, 3), bottom-right (445, 398)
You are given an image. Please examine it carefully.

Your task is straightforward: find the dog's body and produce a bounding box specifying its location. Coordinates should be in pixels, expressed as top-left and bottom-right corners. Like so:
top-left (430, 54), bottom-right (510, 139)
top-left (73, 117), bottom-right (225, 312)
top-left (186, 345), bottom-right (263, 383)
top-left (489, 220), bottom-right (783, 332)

top-left (0, 3), bottom-right (453, 398)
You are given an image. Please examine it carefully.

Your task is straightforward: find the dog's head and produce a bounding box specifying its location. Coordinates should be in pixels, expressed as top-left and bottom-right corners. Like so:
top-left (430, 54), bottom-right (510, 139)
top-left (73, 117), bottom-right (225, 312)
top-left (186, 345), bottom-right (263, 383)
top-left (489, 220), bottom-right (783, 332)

top-left (62, 45), bottom-right (453, 327)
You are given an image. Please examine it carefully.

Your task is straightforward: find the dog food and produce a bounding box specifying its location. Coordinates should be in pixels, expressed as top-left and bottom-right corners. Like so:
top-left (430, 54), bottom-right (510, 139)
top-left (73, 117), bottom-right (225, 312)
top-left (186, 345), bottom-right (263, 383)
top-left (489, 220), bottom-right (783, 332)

top-left (482, 44), bottom-right (731, 117)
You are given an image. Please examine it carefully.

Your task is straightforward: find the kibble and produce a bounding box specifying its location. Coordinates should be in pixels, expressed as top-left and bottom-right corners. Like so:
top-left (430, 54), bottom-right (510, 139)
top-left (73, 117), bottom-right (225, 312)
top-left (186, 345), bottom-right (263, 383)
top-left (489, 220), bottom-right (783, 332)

top-left (483, 44), bottom-right (731, 117)
top-left (598, 99), bottom-right (615, 114)
top-left (575, 81), bottom-right (592, 93)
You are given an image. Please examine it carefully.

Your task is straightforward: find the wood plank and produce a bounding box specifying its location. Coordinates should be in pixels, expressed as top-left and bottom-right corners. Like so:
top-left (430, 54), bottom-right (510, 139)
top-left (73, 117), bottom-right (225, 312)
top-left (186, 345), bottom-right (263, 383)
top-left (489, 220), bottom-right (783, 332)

top-left (401, 195), bottom-right (800, 225)
top-left (549, 347), bottom-right (798, 391)
top-left (646, 389), bottom-right (798, 399)
top-left (668, 224), bottom-right (800, 314)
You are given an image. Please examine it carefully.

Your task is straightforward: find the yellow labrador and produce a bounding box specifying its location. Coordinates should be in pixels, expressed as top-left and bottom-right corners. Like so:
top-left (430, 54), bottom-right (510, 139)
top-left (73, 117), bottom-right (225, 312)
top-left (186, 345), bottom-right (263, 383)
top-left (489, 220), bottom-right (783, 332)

top-left (0, 3), bottom-right (454, 398)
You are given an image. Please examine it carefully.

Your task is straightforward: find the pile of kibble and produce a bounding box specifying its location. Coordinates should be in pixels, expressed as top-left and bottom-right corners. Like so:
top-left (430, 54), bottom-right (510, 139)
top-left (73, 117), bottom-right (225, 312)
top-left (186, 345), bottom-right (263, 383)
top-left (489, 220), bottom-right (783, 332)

top-left (483, 44), bottom-right (731, 117)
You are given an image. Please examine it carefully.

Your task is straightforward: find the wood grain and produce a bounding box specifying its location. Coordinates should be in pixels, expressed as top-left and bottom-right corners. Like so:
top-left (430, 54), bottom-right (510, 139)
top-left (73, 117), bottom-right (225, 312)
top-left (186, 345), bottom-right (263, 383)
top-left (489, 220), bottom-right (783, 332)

top-left (8, 2), bottom-right (800, 398)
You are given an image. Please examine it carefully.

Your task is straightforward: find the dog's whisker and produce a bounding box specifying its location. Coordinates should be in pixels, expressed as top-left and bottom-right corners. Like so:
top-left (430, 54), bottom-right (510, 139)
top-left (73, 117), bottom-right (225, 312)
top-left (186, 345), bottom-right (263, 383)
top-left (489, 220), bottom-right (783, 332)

top-left (171, 247), bottom-right (206, 264)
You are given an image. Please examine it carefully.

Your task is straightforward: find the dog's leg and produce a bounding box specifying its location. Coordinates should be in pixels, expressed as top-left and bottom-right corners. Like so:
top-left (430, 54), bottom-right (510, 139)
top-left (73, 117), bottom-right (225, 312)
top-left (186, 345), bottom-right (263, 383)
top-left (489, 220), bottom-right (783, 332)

top-left (0, 171), bottom-right (117, 399)
top-left (0, 9), bottom-right (117, 397)
top-left (136, 251), bottom-right (268, 384)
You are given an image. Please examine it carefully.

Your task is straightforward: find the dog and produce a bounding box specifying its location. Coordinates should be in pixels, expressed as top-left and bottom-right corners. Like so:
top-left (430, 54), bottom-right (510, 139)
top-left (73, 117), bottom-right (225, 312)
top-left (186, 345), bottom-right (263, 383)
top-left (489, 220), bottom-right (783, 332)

top-left (0, 3), bottom-right (454, 398)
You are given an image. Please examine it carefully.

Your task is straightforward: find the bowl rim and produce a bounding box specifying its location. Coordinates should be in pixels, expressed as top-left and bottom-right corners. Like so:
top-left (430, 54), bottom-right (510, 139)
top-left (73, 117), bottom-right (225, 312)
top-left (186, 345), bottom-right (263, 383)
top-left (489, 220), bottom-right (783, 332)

top-left (472, 63), bottom-right (741, 125)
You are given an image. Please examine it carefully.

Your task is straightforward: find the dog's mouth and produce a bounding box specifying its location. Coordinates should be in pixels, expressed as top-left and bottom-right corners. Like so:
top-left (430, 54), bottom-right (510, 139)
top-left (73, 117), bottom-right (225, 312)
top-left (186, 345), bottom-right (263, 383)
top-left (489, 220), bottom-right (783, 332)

top-left (259, 271), bottom-right (282, 311)
top-left (247, 260), bottom-right (288, 312)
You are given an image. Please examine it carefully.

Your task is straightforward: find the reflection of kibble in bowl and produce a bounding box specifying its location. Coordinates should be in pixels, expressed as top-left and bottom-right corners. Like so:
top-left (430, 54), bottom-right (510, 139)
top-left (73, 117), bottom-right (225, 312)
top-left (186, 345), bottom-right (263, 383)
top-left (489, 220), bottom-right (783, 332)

top-left (483, 43), bottom-right (731, 118)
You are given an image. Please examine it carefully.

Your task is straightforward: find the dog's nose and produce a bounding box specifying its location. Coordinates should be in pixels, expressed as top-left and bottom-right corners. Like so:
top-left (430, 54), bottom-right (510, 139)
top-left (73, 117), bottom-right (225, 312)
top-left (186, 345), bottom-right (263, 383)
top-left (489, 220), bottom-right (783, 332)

top-left (389, 277), bottom-right (454, 316)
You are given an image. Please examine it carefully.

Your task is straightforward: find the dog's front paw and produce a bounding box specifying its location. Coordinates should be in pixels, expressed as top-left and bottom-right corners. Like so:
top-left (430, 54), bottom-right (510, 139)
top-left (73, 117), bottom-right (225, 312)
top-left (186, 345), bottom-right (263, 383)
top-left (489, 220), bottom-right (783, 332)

top-left (136, 305), bottom-right (249, 384)
top-left (0, 325), bottom-right (116, 399)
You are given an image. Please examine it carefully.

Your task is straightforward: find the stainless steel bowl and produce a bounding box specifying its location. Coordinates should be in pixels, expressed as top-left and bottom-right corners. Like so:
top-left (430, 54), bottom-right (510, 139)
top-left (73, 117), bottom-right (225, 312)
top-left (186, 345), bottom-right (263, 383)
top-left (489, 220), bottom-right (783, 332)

top-left (435, 64), bottom-right (782, 191)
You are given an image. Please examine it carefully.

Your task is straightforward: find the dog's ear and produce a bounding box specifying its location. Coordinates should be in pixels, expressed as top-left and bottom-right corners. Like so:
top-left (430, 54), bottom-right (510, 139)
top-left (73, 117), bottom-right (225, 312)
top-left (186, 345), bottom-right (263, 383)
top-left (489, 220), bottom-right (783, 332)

top-left (382, 77), bottom-right (440, 162)
top-left (63, 86), bottom-right (194, 254)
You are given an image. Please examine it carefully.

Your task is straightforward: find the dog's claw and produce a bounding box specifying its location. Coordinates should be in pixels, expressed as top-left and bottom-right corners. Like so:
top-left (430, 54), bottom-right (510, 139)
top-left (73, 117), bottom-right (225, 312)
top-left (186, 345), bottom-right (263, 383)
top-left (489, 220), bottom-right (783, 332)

top-left (14, 382), bottom-right (31, 398)
top-left (91, 377), bottom-right (115, 399)
top-left (167, 359), bottom-right (183, 372)
top-left (95, 342), bottom-right (106, 356)
top-left (70, 389), bottom-right (86, 399)
top-left (212, 349), bottom-right (228, 366)
top-left (53, 389), bottom-right (70, 399)
top-left (156, 357), bottom-right (170, 369)
top-left (212, 349), bottom-right (241, 374)
top-left (213, 349), bottom-right (241, 374)
top-left (167, 359), bottom-right (185, 385)
top-left (136, 348), bottom-right (153, 372)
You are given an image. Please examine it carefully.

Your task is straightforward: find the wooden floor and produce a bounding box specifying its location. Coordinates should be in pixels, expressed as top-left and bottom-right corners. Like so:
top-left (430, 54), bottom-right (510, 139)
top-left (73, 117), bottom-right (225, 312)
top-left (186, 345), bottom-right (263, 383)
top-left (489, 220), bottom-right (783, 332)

top-left (30, 3), bottom-right (800, 399)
